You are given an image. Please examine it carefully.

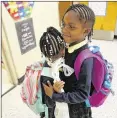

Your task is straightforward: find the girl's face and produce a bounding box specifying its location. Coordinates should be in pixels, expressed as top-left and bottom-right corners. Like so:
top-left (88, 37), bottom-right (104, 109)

top-left (61, 10), bottom-right (88, 44)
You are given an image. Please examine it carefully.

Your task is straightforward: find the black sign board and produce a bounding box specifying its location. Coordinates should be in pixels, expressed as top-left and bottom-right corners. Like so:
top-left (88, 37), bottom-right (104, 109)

top-left (15, 18), bottom-right (36, 54)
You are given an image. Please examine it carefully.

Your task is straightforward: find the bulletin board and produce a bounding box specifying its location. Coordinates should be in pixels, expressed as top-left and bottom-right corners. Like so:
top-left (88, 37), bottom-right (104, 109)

top-left (3, 1), bottom-right (34, 21)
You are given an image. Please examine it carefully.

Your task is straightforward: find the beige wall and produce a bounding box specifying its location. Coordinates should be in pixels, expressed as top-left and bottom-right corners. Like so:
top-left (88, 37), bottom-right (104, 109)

top-left (2, 2), bottom-right (60, 82)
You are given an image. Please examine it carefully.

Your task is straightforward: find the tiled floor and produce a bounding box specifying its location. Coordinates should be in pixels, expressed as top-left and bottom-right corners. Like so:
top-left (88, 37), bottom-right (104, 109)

top-left (1, 39), bottom-right (117, 118)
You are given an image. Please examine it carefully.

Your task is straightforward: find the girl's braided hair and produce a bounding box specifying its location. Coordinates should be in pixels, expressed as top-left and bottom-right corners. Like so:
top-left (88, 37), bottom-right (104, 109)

top-left (40, 27), bottom-right (65, 58)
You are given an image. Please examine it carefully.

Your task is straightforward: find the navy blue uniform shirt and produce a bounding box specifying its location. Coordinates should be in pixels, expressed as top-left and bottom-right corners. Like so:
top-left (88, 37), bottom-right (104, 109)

top-left (52, 44), bottom-right (94, 105)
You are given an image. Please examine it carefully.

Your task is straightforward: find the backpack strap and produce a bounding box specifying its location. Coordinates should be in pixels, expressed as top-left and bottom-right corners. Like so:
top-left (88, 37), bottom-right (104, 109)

top-left (74, 49), bottom-right (105, 92)
top-left (41, 67), bottom-right (53, 78)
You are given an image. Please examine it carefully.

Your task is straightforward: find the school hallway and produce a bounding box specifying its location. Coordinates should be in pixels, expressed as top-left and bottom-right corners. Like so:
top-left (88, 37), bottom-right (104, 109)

top-left (1, 39), bottom-right (117, 118)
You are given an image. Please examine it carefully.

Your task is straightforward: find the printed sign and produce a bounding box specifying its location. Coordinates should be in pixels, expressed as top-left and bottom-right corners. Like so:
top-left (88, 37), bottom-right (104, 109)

top-left (15, 18), bottom-right (36, 54)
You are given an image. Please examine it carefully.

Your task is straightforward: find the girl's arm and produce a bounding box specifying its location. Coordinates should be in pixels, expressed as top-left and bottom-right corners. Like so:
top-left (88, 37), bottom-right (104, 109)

top-left (52, 58), bottom-right (93, 104)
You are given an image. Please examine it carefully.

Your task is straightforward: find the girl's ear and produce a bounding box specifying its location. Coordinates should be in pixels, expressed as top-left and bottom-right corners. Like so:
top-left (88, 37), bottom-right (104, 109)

top-left (84, 28), bottom-right (91, 37)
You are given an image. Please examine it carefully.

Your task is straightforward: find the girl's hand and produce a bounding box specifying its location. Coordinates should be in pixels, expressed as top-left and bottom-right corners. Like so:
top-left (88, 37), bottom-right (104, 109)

top-left (43, 81), bottom-right (53, 98)
top-left (53, 81), bottom-right (65, 93)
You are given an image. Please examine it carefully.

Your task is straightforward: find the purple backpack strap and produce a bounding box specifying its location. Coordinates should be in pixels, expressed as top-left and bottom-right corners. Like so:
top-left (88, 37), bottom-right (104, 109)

top-left (74, 49), bottom-right (105, 92)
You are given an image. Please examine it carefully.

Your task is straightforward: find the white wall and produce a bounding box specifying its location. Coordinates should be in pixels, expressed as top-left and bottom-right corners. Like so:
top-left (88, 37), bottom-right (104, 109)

top-left (2, 2), bottom-right (60, 80)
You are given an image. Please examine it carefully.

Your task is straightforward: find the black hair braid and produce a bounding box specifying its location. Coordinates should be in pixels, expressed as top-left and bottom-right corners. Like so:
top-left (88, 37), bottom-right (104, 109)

top-left (40, 32), bottom-right (47, 56)
top-left (39, 27), bottom-right (65, 58)
top-left (47, 27), bottom-right (64, 48)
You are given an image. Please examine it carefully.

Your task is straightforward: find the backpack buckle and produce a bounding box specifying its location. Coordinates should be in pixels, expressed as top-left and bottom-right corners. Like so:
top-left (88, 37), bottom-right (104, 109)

top-left (89, 46), bottom-right (100, 53)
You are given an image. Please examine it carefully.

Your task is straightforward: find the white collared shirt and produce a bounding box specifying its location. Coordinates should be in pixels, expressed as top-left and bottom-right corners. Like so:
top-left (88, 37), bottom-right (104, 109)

top-left (68, 39), bottom-right (88, 53)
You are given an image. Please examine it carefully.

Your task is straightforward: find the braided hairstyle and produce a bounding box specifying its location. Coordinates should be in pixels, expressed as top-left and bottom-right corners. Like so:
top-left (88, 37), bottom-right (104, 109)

top-left (40, 27), bottom-right (65, 60)
top-left (62, 4), bottom-right (95, 41)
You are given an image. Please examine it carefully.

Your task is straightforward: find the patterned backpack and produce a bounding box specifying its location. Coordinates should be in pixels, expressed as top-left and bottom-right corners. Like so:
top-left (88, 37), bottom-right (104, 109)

top-left (74, 46), bottom-right (114, 107)
top-left (20, 60), bottom-right (54, 118)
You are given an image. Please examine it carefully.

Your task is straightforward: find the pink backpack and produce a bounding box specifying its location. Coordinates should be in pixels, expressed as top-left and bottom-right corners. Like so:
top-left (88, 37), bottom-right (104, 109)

top-left (74, 46), bottom-right (114, 107)
top-left (20, 61), bottom-right (49, 117)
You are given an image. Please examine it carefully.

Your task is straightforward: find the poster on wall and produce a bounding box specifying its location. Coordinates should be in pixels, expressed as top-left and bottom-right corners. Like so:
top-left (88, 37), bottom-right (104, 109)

top-left (15, 18), bottom-right (36, 54)
top-left (89, 2), bottom-right (107, 16)
top-left (3, 1), bottom-right (34, 21)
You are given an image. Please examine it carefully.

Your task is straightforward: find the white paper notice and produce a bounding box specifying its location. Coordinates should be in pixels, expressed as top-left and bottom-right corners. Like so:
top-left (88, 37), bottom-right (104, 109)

top-left (89, 2), bottom-right (107, 16)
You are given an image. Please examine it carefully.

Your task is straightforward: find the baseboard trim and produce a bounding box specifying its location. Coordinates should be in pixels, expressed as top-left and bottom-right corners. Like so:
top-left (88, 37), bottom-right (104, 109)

top-left (1, 85), bottom-right (16, 97)
top-left (114, 35), bottom-right (117, 39)
top-left (18, 75), bottom-right (25, 85)
top-left (1, 75), bottom-right (24, 97)
top-left (92, 30), bottom-right (114, 40)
